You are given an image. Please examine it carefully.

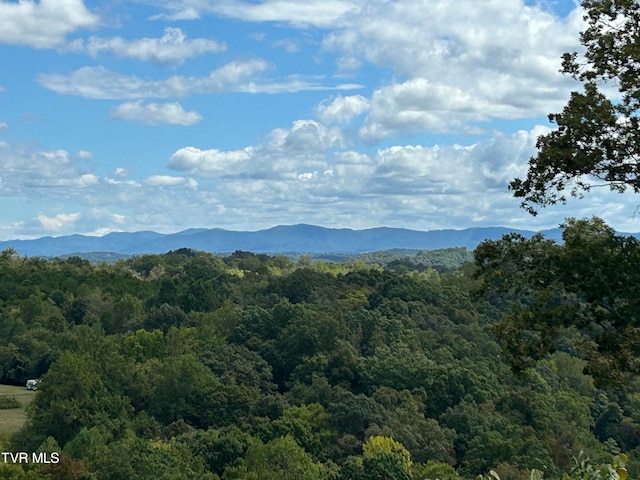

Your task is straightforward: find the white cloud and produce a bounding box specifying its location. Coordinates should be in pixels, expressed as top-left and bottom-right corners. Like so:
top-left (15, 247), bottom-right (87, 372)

top-left (323, 0), bottom-right (585, 137)
top-left (0, 141), bottom-right (209, 237)
top-left (84, 226), bottom-right (120, 237)
top-left (10, 208), bottom-right (133, 239)
top-left (165, 117), bottom-right (535, 222)
top-left (269, 120), bottom-right (346, 152)
top-left (143, 175), bottom-right (198, 188)
top-left (359, 79), bottom-right (495, 139)
top-left (326, 0), bottom-right (583, 78)
top-left (168, 146), bottom-right (255, 178)
top-left (297, 172), bottom-right (316, 181)
top-left (0, 122), bottom-right (8, 129)
top-left (111, 101), bottom-right (203, 125)
top-left (369, 130), bottom-right (539, 196)
top-left (104, 177), bottom-right (140, 187)
top-left (38, 212), bottom-right (81, 231)
top-left (0, 0), bottom-right (98, 48)
top-left (70, 27), bottom-right (225, 66)
top-left (237, 78), bottom-right (363, 94)
top-left (168, 120), bottom-right (346, 179)
top-left (75, 173), bottom-right (99, 187)
top-left (37, 59), bottom-right (270, 99)
top-left (37, 60), bottom-right (360, 99)
top-left (152, 0), bottom-right (364, 27)
top-left (317, 95), bottom-right (369, 124)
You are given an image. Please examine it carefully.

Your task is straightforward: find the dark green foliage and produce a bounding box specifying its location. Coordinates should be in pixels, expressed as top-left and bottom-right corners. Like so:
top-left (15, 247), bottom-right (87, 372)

top-left (475, 217), bottom-right (640, 384)
top-left (0, 245), bottom-right (637, 478)
top-left (24, 349), bottom-right (134, 447)
top-left (266, 268), bottom-right (338, 303)
top-left (0, 396), bottom-right (20, 409)
top-left (144, 303), bottom-right (188, 332)
top-left (222, 435), bottom-right (328, 480)
top-left (357, 247), bottom-right (474, 273)
top-left (177, 425), bottom-right (251, 476)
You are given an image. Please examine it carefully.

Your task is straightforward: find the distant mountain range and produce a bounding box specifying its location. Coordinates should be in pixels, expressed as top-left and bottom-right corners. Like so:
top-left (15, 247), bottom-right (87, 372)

top-left (0, 224), bottom-right (580, 258)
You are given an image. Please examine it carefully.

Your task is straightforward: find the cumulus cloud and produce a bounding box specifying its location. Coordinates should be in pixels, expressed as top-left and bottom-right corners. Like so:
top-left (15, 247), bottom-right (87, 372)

top-left (111, 101), bottom-right (203, 125)
top-left (269, 120), bottom-right (346, 152)
top-left (322, 0), bottom-right (585, 138)
top-left (151, 0), bottom-right (364, 27)
top-left (359, 79), bottom-right (496, 139)
top-left (143, 175), bottom-right (198, 188)
top-left (38, 212), bottom-right (81, 231)
top-left (168, 146), bottom-right (256, 178)
top-left (74, 173), bottom-right (99, 187)
top-left (166, 121), bottom-right (536, 209)
top-left (10, 208), bottom-right (135, 239)
top-left (369, 130), bottom-right (539, 196)
top-left (326, 0), bottom-right (583, 79)
top-left (358, 73), bottom-right (573, 139)
top-left (317, 95), bottom-right (369, 125)
top-left (168, 120), bottom-right (346, 179)
top-left (68, 27), bottom-right (225, 66)
top-left (0, 0), bottom-right (98, 48)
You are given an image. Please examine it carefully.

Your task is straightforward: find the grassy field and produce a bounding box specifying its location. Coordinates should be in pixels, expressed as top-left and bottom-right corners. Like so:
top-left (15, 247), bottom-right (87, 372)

top-left (0, 384), bottom-right (36, 435)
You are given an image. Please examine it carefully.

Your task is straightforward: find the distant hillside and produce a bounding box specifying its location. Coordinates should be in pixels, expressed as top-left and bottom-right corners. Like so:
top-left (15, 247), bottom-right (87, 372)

top-left (0, 224), bottom-right (573, 258)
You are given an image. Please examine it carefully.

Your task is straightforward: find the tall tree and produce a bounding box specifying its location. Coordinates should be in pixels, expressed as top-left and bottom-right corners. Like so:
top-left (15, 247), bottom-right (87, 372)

top-left (510, 0), bottom-right (640, 214)
top-left (474, 217), bottom-right (640, 385)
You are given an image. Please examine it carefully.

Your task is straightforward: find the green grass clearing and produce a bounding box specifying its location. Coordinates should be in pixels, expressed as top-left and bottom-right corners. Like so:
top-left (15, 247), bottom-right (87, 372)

top-left (0, 384), bottom-right (36, 435)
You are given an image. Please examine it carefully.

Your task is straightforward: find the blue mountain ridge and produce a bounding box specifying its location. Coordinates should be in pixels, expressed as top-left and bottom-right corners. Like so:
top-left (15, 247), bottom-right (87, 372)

top-left (0, 224), bottom-right (581, 257)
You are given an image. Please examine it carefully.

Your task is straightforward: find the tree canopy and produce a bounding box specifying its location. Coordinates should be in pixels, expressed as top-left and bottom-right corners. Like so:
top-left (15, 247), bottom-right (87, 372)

top-left (1, 247), bottom-right (637, 478)
top-left (474, 217), bottom-right (640, 386)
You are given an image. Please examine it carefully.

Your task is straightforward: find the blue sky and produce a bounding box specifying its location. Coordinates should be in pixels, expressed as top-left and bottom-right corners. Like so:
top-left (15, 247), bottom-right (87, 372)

top-left (0, 0), bottom-right (637, 239)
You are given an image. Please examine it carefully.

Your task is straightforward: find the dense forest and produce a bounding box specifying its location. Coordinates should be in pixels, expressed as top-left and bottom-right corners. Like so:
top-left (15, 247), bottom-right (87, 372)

top-left (0, 219), bottom-right (637, 479)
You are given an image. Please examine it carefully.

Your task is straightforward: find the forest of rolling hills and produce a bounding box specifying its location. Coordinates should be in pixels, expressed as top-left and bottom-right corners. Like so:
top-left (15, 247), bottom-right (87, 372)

top-left (0, 222), bottom-right (638, 479)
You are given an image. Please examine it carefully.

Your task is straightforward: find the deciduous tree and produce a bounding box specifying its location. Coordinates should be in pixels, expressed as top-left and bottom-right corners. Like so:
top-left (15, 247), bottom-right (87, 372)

top-left (511, 0), bottom-right (640, 213)
top-left (475, 217), bottom-right (640, 385)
